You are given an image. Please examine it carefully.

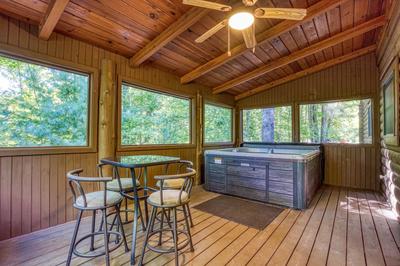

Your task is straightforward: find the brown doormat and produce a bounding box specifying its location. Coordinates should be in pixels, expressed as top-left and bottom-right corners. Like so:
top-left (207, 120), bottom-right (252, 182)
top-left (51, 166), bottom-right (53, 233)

top-left (193, 195), bottom-right (285, 230)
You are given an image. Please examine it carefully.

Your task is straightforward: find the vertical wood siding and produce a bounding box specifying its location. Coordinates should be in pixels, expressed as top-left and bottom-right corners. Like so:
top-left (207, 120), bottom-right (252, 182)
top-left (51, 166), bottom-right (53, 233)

top-left (377, 1), bottom-right (400, 220)
top-left (0, 153), bottom-right (98, 240)
top-left (0, 15), bottom-right (234, 240)
top-left (237, 53), bottom-right (380, 191)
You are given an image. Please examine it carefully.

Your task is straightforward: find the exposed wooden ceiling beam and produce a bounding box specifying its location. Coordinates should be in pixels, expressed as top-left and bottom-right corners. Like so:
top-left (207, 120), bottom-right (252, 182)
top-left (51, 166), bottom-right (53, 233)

top-left (235, 44), bottom-right (377, 101)
top-left (39, 0), bottom-right (70, 40)
top-left (130, 7), bottom-right (208, 67)
top-left (213, 15), bottom-right (385, 94)
top-left (180, 0), bottom-right (346, 84)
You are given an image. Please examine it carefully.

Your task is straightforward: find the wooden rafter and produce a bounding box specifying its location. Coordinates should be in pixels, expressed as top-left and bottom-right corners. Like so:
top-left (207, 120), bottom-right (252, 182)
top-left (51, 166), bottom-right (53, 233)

top-left (213, 15), bottom-right (385, 94)
top-left (39, 0), bottom-right (70, 40)
top-left (377, 0), bottom-right (396, 52)
top-left (130, 7), bottom-right (208, 67)
top-left (235, 44), bottom-right (377, 101)
top-left (180, 0), bottom-right (347, 84)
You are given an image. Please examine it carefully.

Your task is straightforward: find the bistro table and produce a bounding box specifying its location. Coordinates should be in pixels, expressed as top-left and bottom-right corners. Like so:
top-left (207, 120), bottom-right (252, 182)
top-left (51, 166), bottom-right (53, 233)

top-left (100, 155), bottom-right (180, 265)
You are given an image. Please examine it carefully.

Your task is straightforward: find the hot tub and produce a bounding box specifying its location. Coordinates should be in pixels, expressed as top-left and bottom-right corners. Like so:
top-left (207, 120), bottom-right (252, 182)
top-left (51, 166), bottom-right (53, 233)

top-left (204, 143), bottom-right (322, 209)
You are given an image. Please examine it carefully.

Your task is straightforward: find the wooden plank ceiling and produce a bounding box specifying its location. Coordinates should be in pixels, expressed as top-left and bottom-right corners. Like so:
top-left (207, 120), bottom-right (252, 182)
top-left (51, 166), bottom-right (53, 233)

top-left (0, 0), bottom-right (386, 98)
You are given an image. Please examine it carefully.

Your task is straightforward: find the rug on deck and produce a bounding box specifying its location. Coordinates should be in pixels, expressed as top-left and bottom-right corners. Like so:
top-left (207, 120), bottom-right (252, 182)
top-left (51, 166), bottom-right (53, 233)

top-left (193, 195), bottom-right (285, 230)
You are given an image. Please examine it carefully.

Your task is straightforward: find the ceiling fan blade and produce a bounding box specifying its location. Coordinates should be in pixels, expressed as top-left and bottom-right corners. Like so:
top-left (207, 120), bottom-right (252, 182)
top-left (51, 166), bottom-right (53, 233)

top-left (241, 26), bottom-right (256, 49)
top-left (195, 20), bottom-right (227, 43)
top-left (182, 0), bottom-right (232, 11)
top-left (254, 8), bottom-right (307, 20)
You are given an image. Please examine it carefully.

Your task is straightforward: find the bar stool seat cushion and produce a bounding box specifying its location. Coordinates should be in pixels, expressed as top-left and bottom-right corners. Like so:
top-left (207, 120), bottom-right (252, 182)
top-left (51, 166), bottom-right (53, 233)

top-left (148, 190), bottom-right (189, 206)
top-left (107, 178), bottom-right (140, 192)
top-left (156, 179), bottom-right (184, 189)
top-left (76, 191), bottom-right (123, 208)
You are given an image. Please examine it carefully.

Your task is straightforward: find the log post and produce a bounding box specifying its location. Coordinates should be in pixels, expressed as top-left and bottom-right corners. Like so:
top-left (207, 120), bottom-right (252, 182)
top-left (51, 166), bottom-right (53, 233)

top-left (195, 91), bottom-right (203, 185)
top-left (98, 59), bottom-right (116, 176)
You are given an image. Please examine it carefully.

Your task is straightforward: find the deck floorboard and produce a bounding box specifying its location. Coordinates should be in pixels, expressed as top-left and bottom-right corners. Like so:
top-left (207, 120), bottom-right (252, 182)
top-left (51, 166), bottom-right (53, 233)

top-left (0, 186), bottom-right (398, 266)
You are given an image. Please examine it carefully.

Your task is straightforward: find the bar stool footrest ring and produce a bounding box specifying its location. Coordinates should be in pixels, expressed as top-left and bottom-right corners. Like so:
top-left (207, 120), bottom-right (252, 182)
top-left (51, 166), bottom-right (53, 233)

top-left (72, 231), bottom-right (124, 258)
top-left (146, 228), bottom-right (191, 254)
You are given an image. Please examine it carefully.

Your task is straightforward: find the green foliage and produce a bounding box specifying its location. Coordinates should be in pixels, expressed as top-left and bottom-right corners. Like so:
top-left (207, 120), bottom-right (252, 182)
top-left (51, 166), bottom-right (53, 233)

top-left (0, 56), bottom-right (88, 147)
top-left (300, 99), bottom-right (371, 144)
top-left (204, 104), bottom-right (232, 143)
top-left (243, 106), bottom-right (292, 142)
top-left (121, 85), bottom-right (190, 145)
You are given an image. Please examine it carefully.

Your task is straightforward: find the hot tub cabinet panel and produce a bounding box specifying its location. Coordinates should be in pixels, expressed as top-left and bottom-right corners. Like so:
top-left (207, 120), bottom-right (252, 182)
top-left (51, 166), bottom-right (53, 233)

top-left (204, 144), bottom-right (322, 209)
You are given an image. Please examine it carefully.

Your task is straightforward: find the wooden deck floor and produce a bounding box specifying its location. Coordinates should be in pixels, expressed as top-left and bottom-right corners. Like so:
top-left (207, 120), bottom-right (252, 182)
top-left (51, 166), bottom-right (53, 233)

top-left (0, 186), bottom-right (399, 266)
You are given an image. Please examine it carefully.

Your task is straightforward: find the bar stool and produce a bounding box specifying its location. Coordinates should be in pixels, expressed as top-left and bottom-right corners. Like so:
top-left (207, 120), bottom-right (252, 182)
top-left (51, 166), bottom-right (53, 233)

top-left (156, 160), bottom-right (195, 227)
top-left (98, 164), bottom-right (146, 229)
top-left (66, 169), bottom-right (129, 266)
top-left (138, 167), bottom-right (196, 266)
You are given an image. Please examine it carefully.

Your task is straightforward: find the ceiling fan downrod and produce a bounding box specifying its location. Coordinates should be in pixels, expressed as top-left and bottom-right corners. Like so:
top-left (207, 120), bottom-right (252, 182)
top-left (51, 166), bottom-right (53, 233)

top-left (227, 26), bottom-right (231, 56)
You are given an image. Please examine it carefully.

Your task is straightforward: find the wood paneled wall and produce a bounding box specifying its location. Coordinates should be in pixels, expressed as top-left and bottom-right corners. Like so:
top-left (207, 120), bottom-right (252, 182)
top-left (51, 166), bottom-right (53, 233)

top-left (0, 14), bottom-right (234, 240)
top-left (237, 53), bottom-right (380, 191)
top-left (377, 0), bottom-right (400, 220)
top-left (0, 153), bottom-right (97, 240)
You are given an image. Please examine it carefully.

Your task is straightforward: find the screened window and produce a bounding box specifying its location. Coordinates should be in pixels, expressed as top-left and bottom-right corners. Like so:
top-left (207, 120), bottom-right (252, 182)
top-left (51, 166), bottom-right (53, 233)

top-left (299, 99), bottom-right (372, 144)
top-left (242, 106), bottom-right (292, 142)
top-left (0, 55), bottom-right (89, 148)
top-left (204, 103), bottom-right (232, 143)
top-left (121, 84), bottom-right (191, 145)
top-left (383, 76), bottom-right (395, 135)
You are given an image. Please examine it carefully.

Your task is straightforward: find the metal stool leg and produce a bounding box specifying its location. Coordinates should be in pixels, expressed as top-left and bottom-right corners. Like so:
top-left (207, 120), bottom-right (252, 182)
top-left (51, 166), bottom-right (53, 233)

top-left (108, 211), bottom-right (118, 232)
top-left (90, 210), bottom-right (96, 251)
top-left (115, 204), bottom-right (129, 252)
top-left (102, 209), bottom-right (110, 266)
top-left (183, 204), bottom-right (194, 252)
top-left (138, 207), bottom-right (157, 266)
top-left (172, 208), bottom-right (179, 266)
top-left (158, 208), bottom-right (164, 246)
top-left (98, 213), bottom-right (104, 232)
top-left (137, 199), bottom-right (146, 231)
top-left (163, 209), bottom-right (172, 228)
top-left (66, 210), bottom-right (83, 266)
top-left (124, 197), bottom-right (129, 222)
top-left (186, 204), bottom-right (194, 227)
top-left (144, 199), bottom-right (149, 223)
top-left (130, 200), bottom-right (140, 265)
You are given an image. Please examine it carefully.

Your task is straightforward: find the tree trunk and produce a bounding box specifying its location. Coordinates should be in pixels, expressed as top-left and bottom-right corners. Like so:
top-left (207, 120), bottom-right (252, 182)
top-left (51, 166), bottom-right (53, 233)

top-left (308, 105), bottom-right (319, 142)
top-left (262, 108), bottom-right (274, 142)
top-left (320, 105), bottom-right (327, 142)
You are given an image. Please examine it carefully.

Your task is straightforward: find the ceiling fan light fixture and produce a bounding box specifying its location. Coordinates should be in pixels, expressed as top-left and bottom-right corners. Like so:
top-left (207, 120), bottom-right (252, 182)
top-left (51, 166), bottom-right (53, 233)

top-left (228, 12), bottom-right (254, 30)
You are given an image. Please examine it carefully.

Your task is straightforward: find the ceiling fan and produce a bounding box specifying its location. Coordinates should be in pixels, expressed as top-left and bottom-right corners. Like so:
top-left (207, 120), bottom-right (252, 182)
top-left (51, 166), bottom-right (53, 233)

top-left (183, 0), bottom-right (307, 54)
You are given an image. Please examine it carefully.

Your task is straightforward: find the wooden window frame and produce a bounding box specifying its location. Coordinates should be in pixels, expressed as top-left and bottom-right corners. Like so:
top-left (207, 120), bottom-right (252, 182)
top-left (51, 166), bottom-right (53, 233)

top-left (0, 46), bottom-right (98, 156)
top-left (203, 101), bottom-right (235, 147)
top-left (239, 104), bottom-right (295, 144)
top-left (381, 56), bottom-right (399, 146)
top-left (297, 96), bottom-right (375, 146)
top-left (117, 76), bottom-right (196, 152)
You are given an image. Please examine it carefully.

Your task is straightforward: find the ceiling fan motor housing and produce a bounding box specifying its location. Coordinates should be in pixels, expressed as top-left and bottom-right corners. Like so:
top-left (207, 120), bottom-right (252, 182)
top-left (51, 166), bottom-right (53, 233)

top-left (242, 0), bottom-right (258, 6)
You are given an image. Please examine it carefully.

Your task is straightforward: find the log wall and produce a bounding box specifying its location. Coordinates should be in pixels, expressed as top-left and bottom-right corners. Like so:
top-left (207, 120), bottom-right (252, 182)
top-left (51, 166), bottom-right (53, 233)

top-left (377, 0), bottom-right (400, 220)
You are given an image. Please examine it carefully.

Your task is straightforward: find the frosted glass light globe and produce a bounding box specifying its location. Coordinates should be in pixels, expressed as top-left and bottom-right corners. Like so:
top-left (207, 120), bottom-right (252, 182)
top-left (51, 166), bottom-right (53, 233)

top-left (228, 12), bottom-right (254, 30)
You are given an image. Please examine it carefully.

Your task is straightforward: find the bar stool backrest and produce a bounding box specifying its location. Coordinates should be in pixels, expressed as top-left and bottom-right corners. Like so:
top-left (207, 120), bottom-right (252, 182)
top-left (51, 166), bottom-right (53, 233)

top-left (97, 163), bottom-right (141, 193)
top-left (67, 169), bottom-right (113, 209)
top-left (163, 160), bottom-right (193, 175)
top-left (163, 160), bottom-right (195, 194)
top-left (155, 167), bottom-right (196, 207)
